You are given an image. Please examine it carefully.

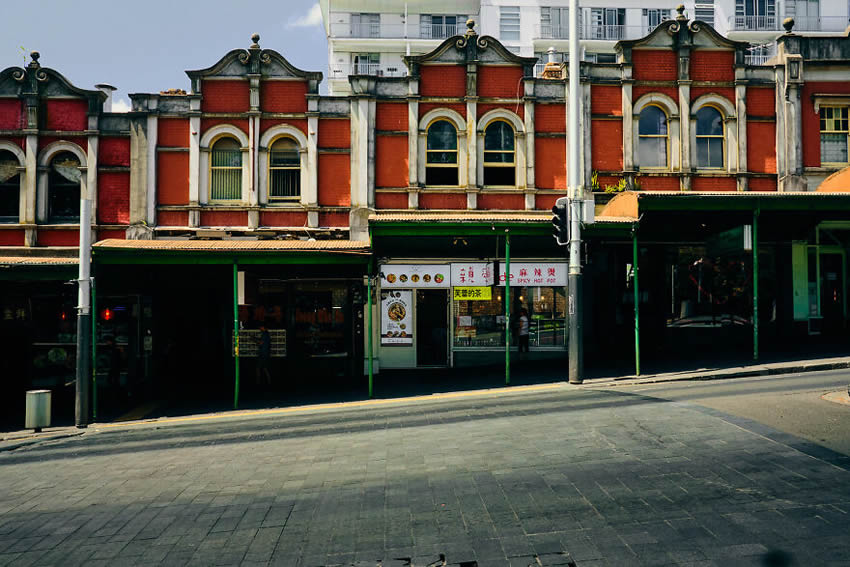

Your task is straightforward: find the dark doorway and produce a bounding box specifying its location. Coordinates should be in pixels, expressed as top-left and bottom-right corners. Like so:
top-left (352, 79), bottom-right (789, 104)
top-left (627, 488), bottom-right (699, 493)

top-left (820, 253), bottom-right (845, 334)
top-left (416, 289), bottom-right (448, 366)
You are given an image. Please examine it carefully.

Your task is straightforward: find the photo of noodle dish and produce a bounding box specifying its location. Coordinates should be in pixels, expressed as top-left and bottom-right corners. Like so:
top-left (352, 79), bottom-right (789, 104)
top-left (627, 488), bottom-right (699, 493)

top-left (387, 302), bottom-right (406, 322)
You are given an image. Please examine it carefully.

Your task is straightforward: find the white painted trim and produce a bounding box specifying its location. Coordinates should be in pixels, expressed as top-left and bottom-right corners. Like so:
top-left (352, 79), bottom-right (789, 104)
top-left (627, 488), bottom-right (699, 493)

top-left (691, 94), bottom-right (738, 173)
top-left (0, 141), bottom-right (25, 165)
top-left (38, 140), bottom-right (87, 167)
top-left (418, 108), bottom-right (468, 188)
top-left (476, 109), bottom-right (526, 190)
top-left (199, 124), bottom-right (251, 204)
top-left (0, 141), bottom-right (26, 222)
top-left (476, 108), bottom-right (525, 134)
top-left (633, 93), bottom-right (680, 172)
top-left (37, 141), bottom-right (87, 223)
top-left (257, 125), bottom-right (310, 206)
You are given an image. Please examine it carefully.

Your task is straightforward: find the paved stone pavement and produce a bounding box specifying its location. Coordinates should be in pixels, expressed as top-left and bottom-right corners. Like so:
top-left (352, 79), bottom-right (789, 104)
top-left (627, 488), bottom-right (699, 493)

top-left (0, 387), bottom-right (848, 566)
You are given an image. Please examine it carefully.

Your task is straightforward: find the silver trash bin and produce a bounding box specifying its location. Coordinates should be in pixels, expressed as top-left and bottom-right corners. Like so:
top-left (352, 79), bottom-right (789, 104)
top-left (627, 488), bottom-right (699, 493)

top-left (25, 390), bottom-right (52, 432)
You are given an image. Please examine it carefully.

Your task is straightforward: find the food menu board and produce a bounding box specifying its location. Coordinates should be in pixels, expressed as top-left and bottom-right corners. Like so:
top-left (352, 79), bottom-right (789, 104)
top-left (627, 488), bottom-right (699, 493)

top-left (381, 264), bottom-right (450, 288)
top-left (381, 290), bottom-right (413, 345)
top-left (498, 262), bottom-right (567, 286)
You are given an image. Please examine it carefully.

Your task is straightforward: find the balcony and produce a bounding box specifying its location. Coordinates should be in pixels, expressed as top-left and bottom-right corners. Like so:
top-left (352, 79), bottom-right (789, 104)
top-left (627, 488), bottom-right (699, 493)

top-left (328, 64), bottom-right (408, 79)
top-left (792, 16), bottom-right (850, 32)
top-left (329, 22), bottom-right (465, 40)
top-left (419, 23), bottom-right (461, 39)
top-left (727, 15), bottom-right (780, 31)
top-left (534, 24), bottom-right (657, 41)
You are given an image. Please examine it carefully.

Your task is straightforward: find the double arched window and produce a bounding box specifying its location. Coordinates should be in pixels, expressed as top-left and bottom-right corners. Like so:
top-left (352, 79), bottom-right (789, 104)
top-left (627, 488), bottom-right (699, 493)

top-left (210, 137), bottom-right (242, 201)
top-left (268, 138), bottom-right (301, 199)
top-left (48, 152), bottom-right (81, 223)
top-left (0, 151), bottom-right (19, 222)
top-left (483, 120), bottom-right (516, 186)
top-left (638, 106), bottom-right (668, 168)
top-left (695, 106), bottom-right (724, 169)
top-left (426, 120), bottom-right (458, 186)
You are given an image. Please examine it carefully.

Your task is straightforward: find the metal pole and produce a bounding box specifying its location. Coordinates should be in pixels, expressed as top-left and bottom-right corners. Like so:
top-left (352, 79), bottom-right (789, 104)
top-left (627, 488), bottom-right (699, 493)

top-left (233, 262), bottom-right (240, 409)
top-left (367, 261), bottom-right (374, 398)
top-left (505, 231), bottom-right (511, 385)
top-left (91, 276), bottom-right (97, 421)
top-left (568, 0), bottom-right (583, 384)
top-left (633, 230), bottom-right (641, 376)
top-left (75, 198), bottom-right (92, 428)
top-left (753, 208), bottom-right (760, 361)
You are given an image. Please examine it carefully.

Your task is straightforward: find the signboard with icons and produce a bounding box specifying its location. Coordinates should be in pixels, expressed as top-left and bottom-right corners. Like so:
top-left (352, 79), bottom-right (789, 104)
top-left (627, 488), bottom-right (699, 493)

top-left (381, 290), bottom-right (413, 345)
top-left (498, 263), bottom-right (567, 287)
top-left (380, 265), bottom-right (450, 288)
top-left (450, 263), bottom-right (495, 286)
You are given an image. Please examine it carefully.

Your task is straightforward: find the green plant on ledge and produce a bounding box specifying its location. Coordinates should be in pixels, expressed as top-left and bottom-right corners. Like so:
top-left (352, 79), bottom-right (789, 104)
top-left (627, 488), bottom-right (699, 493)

top-left (590, 171), bottom-right (641, 193)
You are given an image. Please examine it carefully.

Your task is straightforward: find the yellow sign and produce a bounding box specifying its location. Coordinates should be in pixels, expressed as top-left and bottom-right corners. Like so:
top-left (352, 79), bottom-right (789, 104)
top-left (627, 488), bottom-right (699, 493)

top-left (453, 287), bottom-right (492, 301)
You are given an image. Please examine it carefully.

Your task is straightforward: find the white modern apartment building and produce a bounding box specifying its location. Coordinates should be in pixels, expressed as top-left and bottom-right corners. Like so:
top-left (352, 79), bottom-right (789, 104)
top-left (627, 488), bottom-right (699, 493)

top-left (321, 0), bottom-right (850, 93)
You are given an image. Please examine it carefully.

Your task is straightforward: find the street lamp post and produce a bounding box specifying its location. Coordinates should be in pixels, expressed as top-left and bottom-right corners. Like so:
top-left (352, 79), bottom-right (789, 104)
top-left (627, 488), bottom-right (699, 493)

top-left (567, 0), bottom-right (583, 384)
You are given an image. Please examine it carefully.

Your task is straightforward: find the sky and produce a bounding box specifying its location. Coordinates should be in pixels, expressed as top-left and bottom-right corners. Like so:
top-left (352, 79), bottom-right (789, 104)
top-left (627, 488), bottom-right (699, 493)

top-left (0, 0), bottom-right (329, 110)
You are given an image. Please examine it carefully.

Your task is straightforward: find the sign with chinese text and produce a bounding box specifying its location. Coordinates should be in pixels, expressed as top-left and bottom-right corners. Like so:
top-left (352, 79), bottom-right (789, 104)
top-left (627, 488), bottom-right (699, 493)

top-left (498, 262), bottom-right (567, 287)
top-left (452, 287), bottom-right (492, 301)
top-left (381, 265), bottom-right (449, 288)
top-left (381, 290), bottom-right (413, 345)
top-left (450, 263), bottom-right (495, 286)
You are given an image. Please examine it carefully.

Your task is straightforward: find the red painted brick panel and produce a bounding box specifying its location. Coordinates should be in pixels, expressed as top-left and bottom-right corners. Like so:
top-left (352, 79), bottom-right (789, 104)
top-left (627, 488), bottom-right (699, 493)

top-left (158, 118), bottom-right (189, 148)
top-left (747, 87), bottom-right (775, 117)
top-left (45, 100), bottom-right (88, 131)
top-left (200, 211), bottom-right (248, 227)
top-left (420, 193), bottom-right (466, 209)
top-left (535, 194), bottom-right (566, 210)
top-left (747, 122), bottom-right (777, 173)
top-left (202, 80), bottom-right (250, 113)
top-left (260, 118), bottom-right (307, 135)
top-left (156, 211), bottom-right (188, 226)
top-left (260, 211), bottom-right (307, 226)
top-left (260, 80), bottom-right (307, 113)
top-left (201, 119), bottom-right (249, 138)
top-left (632, 50), bottom-right (677, 81)
top-left (632, 86), bottom-right (679, 103)
top-left (377, 102), bottom-right (408, 131)
top-left (639, 176), bottom-right (680, 191)
top-left (318, 153), bottom-right (350, 206)
top-left (318, 212), bottom-right (348, 227)
top-left (96, 229), bottom-right (126, 240)
top-left (478, 193), bottom-right (524, 210)
top-left (535, 138), bottom-right (566, 190)
top-left (478, 104), bottom-right (523, 121)
top-left (97, 172), bottom-right (130, 224)
top-left (0, 99), bottom-right (24, 129)
top-left (802, 82), bottom-right (850, 167)
top-left (692, 176), bottom-right (737, 191)
top-left (535, 104), bottom-right (565, 133)
top-left (591, 86), bottom-right (622, 116)
top-left (38, 230), bottom-right (78, 246)
top-left (157, 152), bottom-right (189, 205)
top-left (98, 137), bottom-right (130, 166)
top-left (591, 120), bottom-right (624, 171)
top-left (375, 135), bottom-right (409, 188)
top-left (478, 66), bottom-right (524, 98)
top-left (691, 51), bottom-right (734, 82)
top-left (749, 178), bottom-right (777, 192)
top-left (0, 230), bottom-right (24, 245)
top-left (690, 87), bottom-right (735, 104)
top-left (420, 65), bottom-right (466, 97)
top-left (375, 193), bottom-right (408, 209)
top-left (419, 103), bottom-right (466, 119)
top-left (318, 119), bottom-right (350, 148)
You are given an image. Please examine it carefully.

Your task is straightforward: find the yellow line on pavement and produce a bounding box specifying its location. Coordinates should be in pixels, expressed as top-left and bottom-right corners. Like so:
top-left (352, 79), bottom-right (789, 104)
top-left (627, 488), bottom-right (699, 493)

top-left (95, 382), bottom-right (567, 430)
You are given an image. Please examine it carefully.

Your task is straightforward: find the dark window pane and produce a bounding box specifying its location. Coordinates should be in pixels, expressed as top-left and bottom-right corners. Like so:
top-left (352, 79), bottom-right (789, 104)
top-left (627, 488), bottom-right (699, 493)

top-left (639, 106), bottom-right (667, 135)
top-left (426, 166), bottom-right (458, 186)
top-left (426, 151), bottom-right (457, 164)
top-left (427, 120), bottom-right (457, 150)
top-left (696, 107), bottom-right (722, 135)
top-left (48, 153), bottom-right (80, 223)
top-left (270, 169), bottom-right (300, 197)
top-left (270, 150), bottom-right (299, 167)
top-left (708, 138), bottom-right (723, 167)
top-left (484, 152), bottom-right (513, 163)
top-left (484, 121), bottom-right (515, 151)
top-left (0, 181), bottom-right (18, 221)
top-left (484, 166), bottom-right (515, 186)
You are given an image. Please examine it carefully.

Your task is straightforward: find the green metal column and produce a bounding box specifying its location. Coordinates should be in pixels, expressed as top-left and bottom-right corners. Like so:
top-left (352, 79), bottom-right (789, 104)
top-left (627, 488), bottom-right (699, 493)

top-left (633, 229), bottom-right (640, 377)
top-left (367, 261), bottom-right (374, 398)
top-left (233, 262), bottom-right (240, 409)
top-left (505, 231), bottom-right (511, 385)
top-left (91, 276), bottom-right (97, 421)
top-left (753, 208), bottom-right (760, 361)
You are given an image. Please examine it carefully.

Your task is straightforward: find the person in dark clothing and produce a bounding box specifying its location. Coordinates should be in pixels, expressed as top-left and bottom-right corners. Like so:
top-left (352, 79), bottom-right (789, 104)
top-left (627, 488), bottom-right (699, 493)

top-left (256, 325), bottom-right (272, 385)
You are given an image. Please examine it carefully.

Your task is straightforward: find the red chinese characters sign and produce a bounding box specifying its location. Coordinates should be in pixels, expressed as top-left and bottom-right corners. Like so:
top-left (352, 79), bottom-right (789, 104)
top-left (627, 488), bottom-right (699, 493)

top-left (450, 263), bottom-right (494, 286)
top-left (498, 262), bottom-right (567, 287)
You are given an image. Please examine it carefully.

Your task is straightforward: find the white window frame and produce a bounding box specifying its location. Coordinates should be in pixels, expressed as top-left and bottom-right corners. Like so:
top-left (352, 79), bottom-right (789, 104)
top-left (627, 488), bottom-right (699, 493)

top-left (37, 141), bottom-right (87, 224)
top-left (259, 125), bottom-right (310, 206)
top-left (199, 125), bottom-right (250, 205)
top-left (0, 141), bottom-right (26, 223)
top-left (500, 6), bottom-right (521, 42)
top-left (477, 109), bottom-right (526, 189)
top-left (690, 94), bottom-right (737, 173)
top-left (633, 93), bottom-right (680, 172)
top-left (418, 108), bottom-right (467, 188)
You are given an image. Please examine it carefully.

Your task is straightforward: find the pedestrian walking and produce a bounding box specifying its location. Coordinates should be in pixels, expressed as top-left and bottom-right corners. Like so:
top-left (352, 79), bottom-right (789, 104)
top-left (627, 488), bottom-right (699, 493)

top-left (256, 325), bottom-right (272, 386)
top-left (518, 308), bottom-right (530, 357)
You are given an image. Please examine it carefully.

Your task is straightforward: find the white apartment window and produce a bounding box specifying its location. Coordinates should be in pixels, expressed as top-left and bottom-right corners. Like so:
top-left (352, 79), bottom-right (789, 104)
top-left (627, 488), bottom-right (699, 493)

top-left (643, 9), bottom-right (671, 32)
top-left (694, 1), bottom-right (715, 26)
top-left (589, 9), bottom-right (626, 40)
top-left (421, 15), bottom-right (465, 39)
top-left (351, 13), bottom-right (380, 37)
top-left (820, 106), bottom-right (849, 164)
top-left (500, 6), bottom-right (521, 42)
top-left (735, 0), bottom-right (776, 29)
top-left (787, 0), bottom-right (820, 31)
top-left (541, 7), bottom-right (569, 39)
top-left (353, 53), bottom-right (379, 75)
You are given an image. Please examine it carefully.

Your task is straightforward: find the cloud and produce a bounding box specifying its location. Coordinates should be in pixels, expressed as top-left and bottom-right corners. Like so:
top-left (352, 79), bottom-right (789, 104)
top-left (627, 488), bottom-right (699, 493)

top-left (111, 98), bottom-right (131, 113)
top-left (287, 3), bottom-right (322, 28)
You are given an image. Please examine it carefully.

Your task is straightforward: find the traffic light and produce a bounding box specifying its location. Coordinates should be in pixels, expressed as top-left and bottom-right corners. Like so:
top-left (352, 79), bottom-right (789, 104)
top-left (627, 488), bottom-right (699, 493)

top-left (552, 196), bottom-right (569, 246)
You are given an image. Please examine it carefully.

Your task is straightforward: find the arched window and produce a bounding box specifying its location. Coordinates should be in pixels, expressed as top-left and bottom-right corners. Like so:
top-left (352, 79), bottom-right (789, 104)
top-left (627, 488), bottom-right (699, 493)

top-left (483, 121), bottom-right (515, 186)
top-left (269, 138), bottom-right (300, 199)
top-left (695, 106), bottom-right (724, 168)
top-left (210, 137), bottom-right (242, 200)
top-left (426, 120), bottom-right (458, 186)
top-left (638, 106), bottom-right (668, 168)
top-left (0, 151), bottom-right (19, 222)
top-left (48, 152), bottom-right (81, 223)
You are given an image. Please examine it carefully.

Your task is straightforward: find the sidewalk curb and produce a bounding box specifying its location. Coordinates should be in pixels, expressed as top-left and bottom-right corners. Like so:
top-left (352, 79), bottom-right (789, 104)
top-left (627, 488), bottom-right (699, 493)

top-left (0, 430), bottom-right (85, 453)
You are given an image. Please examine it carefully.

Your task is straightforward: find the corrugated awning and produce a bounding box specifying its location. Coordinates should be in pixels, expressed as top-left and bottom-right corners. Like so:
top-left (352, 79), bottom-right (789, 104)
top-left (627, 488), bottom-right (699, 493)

top-left (0, 256), bottom-right (78, 266)
top-left (369, 211), bottom-right (550, 223)
top-left (92, 239), bottom-right (371, 252)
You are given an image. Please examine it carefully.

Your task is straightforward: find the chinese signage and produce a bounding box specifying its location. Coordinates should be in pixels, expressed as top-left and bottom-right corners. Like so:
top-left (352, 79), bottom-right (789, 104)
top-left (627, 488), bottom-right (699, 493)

top-left (450, 263), bottom-right (495, 286)
top-left (381, 265), bottom-right (449, 288)
top-left (381, 290), bottom-right (413, 345)
top-left (498, 263), bottom-right (567, 287)
top-left (453, 287), bottom-right (492, 301)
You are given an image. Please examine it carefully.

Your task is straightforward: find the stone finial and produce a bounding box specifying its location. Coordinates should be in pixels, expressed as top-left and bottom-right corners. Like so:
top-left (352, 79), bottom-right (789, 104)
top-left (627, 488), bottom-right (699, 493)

top-left (676, 4), bottom-right (687, 20)
top-left (783, 18), bottom-right (795, 33)
top-left (466, 19), bottom-right (476, 34)
top-left (250, 33), bottom-right (261, 49)
top-left (29, 51), bottom-right (40, 67)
